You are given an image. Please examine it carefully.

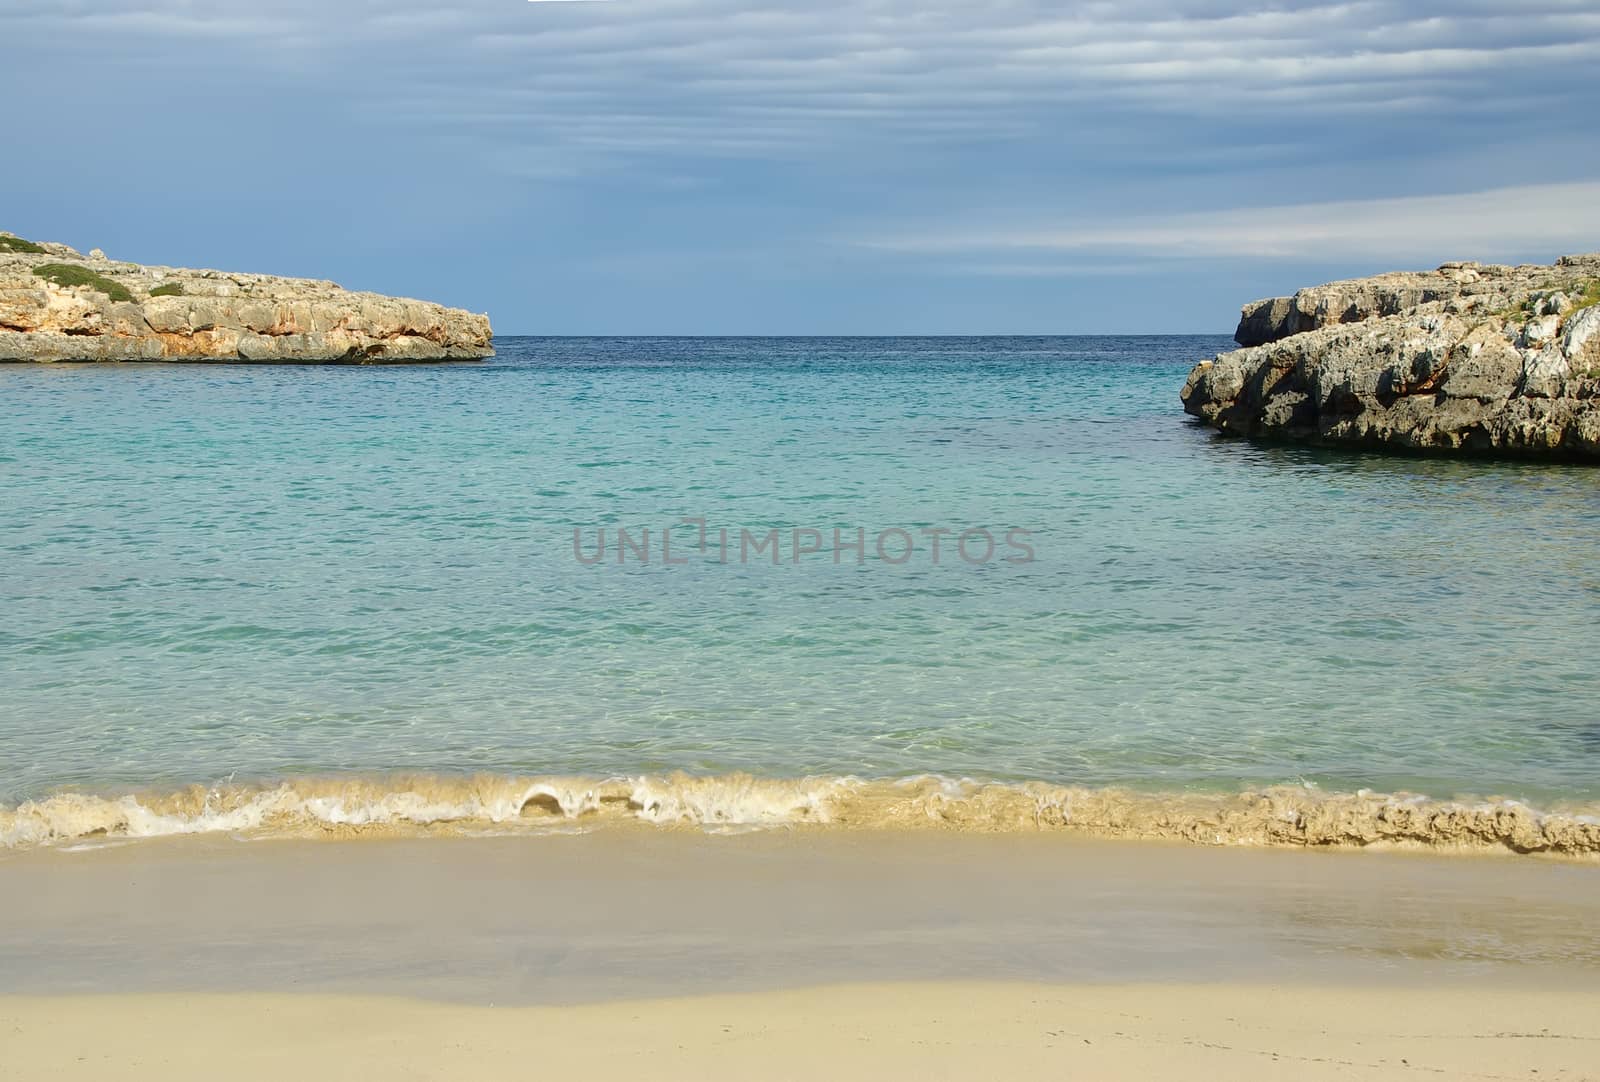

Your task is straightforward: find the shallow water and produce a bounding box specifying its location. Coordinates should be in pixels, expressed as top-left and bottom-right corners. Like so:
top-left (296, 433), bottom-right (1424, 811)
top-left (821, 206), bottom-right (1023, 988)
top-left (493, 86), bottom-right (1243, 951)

top-left (3, 336), bottom-right (1599, 831)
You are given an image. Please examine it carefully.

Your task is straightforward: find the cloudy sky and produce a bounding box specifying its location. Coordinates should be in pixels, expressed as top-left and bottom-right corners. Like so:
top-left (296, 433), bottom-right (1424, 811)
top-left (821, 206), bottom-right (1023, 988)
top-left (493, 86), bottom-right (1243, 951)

top-left (4, 0), bottom-right (1599, 333)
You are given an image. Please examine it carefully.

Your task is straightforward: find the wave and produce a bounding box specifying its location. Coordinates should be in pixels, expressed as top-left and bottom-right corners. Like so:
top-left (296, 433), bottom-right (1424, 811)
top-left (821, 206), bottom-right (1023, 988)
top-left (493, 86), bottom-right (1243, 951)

top-left (3, 773), bottom-right (1598, 856)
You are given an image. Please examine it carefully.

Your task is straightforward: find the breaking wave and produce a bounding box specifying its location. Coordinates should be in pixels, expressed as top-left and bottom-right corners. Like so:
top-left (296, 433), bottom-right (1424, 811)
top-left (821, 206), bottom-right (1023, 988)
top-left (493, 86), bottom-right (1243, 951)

top-left (3, 773), bottom-right (1598, 856)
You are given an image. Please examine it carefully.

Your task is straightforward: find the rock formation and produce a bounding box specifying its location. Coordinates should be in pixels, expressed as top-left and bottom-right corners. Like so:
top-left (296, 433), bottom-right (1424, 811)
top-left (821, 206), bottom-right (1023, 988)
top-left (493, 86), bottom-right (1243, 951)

top-left (0, 232), bottom-right (492, 363)
top-left (1182, 254), bottom-right (1600, 459)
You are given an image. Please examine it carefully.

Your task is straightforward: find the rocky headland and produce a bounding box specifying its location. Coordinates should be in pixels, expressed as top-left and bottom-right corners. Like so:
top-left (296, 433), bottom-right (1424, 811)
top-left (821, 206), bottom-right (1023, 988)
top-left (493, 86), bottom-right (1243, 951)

top-left (0, 232), bottom-right (492, 363)
top-left (1182, 254), bottom-right (1600, 459)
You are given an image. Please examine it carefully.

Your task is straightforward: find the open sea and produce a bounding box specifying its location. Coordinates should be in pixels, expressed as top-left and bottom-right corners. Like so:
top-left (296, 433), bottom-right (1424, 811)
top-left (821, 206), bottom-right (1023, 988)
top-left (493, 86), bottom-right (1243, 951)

top-left (4, 336), bottom-right (1600, 850)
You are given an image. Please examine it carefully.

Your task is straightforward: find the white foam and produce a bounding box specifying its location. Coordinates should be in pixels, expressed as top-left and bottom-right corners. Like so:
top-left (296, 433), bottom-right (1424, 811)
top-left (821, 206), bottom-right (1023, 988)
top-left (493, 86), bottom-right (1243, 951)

top-left (3, 774), bottom-right (1599, 857)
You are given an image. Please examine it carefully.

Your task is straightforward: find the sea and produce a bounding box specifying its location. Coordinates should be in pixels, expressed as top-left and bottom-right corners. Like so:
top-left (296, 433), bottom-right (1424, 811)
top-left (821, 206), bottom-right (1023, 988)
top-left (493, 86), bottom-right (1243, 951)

top-left (4, 336), bottom-right (1599, 851)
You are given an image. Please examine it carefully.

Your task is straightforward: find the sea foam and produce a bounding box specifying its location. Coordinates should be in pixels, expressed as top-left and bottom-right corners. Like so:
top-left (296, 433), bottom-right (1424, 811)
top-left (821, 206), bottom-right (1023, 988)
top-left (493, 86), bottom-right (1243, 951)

top-left (3, 773), bottom-right (1598, 856)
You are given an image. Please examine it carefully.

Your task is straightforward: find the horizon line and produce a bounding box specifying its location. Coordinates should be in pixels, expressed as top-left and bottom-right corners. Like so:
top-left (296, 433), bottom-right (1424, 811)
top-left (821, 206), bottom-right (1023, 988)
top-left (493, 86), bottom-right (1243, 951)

top-left (488, 331), bottom-right (1234, 339)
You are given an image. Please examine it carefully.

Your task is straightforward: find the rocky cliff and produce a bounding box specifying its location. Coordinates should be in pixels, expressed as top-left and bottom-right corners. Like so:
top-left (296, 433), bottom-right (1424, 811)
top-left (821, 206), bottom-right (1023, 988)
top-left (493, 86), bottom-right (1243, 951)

top-left (0, 232), bottom-right (492, 363)
top-left (1182, 254), bottom-right (1600, 459)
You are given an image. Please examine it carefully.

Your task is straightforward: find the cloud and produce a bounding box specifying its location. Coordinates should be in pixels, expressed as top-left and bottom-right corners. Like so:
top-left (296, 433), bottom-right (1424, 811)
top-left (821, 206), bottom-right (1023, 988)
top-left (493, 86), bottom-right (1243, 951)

top-left (4, 0), bottom-right (1597, 330)
top-left (860, 181), bottom-right (1600, 266)
top-left (7, 0), bottom-right (1597, 178)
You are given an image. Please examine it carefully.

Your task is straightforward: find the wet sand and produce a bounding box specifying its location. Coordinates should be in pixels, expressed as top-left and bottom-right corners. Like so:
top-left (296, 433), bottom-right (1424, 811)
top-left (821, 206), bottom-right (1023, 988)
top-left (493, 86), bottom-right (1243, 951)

top-left (4, 829), bottom-right (1600, 999)
top-left (3, 831), bottom-right (1598, 1079)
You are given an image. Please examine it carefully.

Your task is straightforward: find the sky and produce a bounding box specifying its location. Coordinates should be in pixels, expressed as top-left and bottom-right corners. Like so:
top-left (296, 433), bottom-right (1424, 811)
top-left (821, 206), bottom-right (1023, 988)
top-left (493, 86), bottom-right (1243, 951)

top-left (4, 0), bottom-right (1599, 334)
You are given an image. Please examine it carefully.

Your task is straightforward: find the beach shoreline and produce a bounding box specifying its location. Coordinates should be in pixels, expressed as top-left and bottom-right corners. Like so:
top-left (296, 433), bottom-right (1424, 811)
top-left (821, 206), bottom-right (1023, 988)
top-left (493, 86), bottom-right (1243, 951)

top-left (6, 772), bottom-right (1599, 857)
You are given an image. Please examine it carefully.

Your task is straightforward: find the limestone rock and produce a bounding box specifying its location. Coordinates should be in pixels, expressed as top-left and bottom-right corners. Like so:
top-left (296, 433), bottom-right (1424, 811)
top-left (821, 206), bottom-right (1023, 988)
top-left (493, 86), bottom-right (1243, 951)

top-left (0, 230), bottom-right (493, 364)
top-left (1563, 305), bottom-right (1600, 372)
top-left (1182, 253), bottom-right (1600, 459)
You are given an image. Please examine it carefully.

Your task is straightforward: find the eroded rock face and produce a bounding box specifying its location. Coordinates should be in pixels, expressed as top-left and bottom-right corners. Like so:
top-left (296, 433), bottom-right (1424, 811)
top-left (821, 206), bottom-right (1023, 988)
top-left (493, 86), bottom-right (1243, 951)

top-left (0, 232), bottom-right (493, 363)
top-left (1182, 254), bottom-right (1600, 459)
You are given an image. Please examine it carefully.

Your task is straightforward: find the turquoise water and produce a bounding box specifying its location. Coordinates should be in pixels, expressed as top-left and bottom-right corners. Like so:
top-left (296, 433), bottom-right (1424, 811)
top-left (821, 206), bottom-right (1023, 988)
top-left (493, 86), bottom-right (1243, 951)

top-left (4, 336), bottom-right (1600, 807)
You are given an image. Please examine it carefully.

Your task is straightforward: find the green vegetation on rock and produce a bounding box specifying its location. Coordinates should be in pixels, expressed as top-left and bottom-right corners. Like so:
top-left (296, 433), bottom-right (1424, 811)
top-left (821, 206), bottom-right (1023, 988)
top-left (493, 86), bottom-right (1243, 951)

top-left (1569, 280), bottom-right (1600, 313)
top-left (1491, 280), bottom-right (1600, 322)
top-left (32, 263), bottom-right (135, 304)
top-left (0, 235), bottom-right (48, 254)
top-left (148, 282), bottom-right (185, 298)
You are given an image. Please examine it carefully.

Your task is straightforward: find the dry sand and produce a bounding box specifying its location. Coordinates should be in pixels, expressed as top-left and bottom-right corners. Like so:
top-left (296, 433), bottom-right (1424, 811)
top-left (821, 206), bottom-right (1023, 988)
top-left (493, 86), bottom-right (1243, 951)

top-left (4, 982), bottom-right (1598, 1081)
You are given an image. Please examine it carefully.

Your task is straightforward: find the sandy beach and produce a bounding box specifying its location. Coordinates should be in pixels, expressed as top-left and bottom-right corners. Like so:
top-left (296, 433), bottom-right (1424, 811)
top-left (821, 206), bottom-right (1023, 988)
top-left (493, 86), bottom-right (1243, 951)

top-left (6, 981), bottom-right (1600, 1082)
top-left (3, 831), bottom-right (1598, 1079)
